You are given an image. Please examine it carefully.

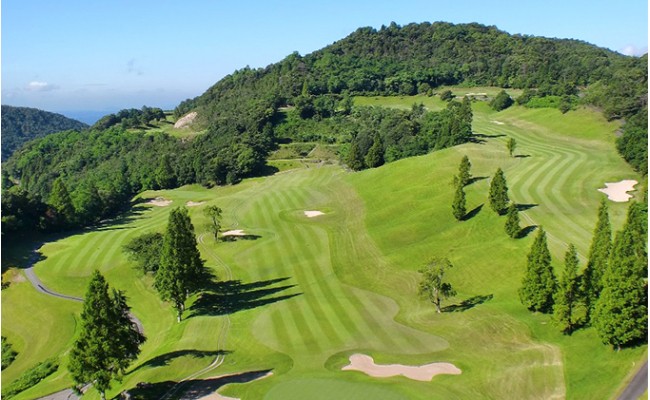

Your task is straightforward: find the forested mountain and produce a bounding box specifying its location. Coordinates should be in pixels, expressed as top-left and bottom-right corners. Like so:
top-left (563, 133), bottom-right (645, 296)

top-left (1, 105), bottom-right (88, 161)
top-left (3, 22), bottom-right (647, 235)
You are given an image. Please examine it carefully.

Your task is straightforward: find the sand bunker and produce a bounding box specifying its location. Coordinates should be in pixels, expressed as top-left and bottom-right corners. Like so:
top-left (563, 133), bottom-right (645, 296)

top-left (342, 354), bottom-right (461, 381)
top-left (304, 210), bottom-right (325, 218)
top-left (174, 111), bottom-right (197, 128)
top-left (147, 197), bottom-right (172, 207)
top-left (221, 229), bottom-right (246, 237)
top-left (186, 201), bottom-right (206, 207)
top-left (597, 180), bottom-right (638, 202)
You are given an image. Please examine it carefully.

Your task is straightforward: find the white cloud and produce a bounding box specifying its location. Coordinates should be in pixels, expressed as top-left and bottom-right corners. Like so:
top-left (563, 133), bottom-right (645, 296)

top-left (620, 45), bottom-right (648, 57)
top-left (26, 81), bottom-right (59, 92)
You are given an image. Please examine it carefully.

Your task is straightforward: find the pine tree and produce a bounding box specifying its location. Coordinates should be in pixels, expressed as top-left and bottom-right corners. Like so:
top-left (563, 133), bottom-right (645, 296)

top-left (504, 202), bottom-right (521, 238)
top-left (452, 183), bottom-right (467, 221)
top-left (457, 155), bottom-right (472, 187)
top-left (418, 258), bottom-right (457, 313)
top-left (506, 137), bottom-right (517, 157)
top-left (593, 202), bottom-right (648, 349)
top-left (488, 168), bottom-right (509, 215)
top-left (68, 271), bottom-right (144, 399)
top-left (553, 244), bottom-right (581, 334)
top-left (155, 154), bottom-right (177, 189)
top-left (519, 228), bottom-right (557, 312)
top-left (155, 207), bottom-right (205, 322)
top-left (364, 134), bottom-right (385, 168)
top-left (346, 139), bottom-right (365, 171)
top-left (581, 199), bottom-right (612, 323)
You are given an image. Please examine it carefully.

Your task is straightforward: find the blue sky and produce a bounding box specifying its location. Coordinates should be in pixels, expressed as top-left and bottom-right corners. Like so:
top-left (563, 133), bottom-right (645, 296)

top-left (2, 0), bottom-right (647, 121)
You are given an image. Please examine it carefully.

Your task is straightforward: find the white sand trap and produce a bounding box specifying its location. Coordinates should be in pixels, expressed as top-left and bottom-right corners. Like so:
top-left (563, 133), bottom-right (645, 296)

top-left (597, 180), bottom-right (638, 202)
top-left (342, 354), bottom-right (461, 381)
top-left (491, 120), bottom-right (505, 125)
top-left (186, 201), bottom-right (205, 207)
top-left (221, 229), bottom-right (246, 237)
top-left (304, 210), bottom-right (325, 218)
top-left (147, 197), bottom-right (172, 207)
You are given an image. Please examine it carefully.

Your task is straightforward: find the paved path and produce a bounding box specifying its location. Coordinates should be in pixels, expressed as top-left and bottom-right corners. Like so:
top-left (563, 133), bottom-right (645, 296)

top-left (618, 360), bottom-right (648, 400)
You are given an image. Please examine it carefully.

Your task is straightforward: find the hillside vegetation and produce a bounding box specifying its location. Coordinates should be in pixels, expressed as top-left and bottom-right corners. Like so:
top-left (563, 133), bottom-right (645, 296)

top-left (1, 106), bottom-right (88, 161)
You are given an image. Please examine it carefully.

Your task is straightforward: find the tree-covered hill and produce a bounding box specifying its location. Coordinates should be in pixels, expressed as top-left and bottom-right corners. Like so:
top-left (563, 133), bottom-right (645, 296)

top-left (176, 21), bottom-right (647, 173)
top-left (1, 106), bottom-right (88, 161)
top-left (3, 22), bottom-right (647, 235)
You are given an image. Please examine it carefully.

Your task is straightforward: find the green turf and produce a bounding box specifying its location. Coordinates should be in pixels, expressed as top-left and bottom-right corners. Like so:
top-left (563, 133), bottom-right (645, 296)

top-left (2, 93), bottom-right (646, 399)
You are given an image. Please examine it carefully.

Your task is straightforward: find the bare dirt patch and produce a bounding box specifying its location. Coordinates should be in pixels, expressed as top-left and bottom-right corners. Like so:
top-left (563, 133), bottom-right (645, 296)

top-left (597, 180), bottom-right (638, 202)
top-left (187, 201), bottom-right (206, 207)
top-left (304, 210), bottom-right (325, 218)
top-left (146, 197), bottom-right (172, 207)
top-left (174, 111), bottom-right (198, 129)
top-left (342, 353), bottom-right (461, 381)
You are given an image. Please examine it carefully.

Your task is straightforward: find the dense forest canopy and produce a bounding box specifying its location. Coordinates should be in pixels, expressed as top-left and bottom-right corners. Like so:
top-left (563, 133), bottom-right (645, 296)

top-left (1, 105), bottom-right (88, 161)
top-left (2, 21), bottom-right (647, 235)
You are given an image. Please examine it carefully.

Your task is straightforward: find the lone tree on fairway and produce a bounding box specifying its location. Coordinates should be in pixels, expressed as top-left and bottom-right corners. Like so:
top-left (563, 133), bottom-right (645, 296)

top-left (506, 137), bottom-right (517, 157)
top-left (581, 199), bottom-right (612, 322)
top-left (457, 155), bottom-right (472, 187)
top-left (452, 183), bottom-right (467, 221)
top-left (155, 207), bottom-right (206, 322)
top-left (68, 271), bottom-right (145, 400)
top-left (488, 168), bottom-right (509, 215)
top-left (203, 205), bottom-right (223, 241)
top-left (504, 202), bottom-right (521, 238)
top-left (519, 227), bottom-right (556, 313)
top-left (593, 202), bottom-right (648, 349)
top-left (418, 258), bottom-right (457, 313)
top-left (553, 244), bottom-right (581, 334)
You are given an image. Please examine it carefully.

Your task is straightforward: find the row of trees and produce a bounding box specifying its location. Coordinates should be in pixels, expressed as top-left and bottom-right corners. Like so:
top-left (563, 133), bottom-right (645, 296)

top-left (520, 201), bottom-right (647, 348)
top-left (69, 205), bottom-right (216, 397)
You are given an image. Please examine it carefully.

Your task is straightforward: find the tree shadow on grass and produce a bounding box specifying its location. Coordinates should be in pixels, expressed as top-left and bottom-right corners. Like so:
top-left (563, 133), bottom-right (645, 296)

top-left (122, 370), bottom-right (273, 400)
top-left (467, 176), bottom-right (488, 185)
top-left (515, 154), bottom-right (531, 158)
top-left (221, 234), bottom-right (262, 242)
top-left (517, 225), bottom-right (538, 239)
top-left (190, 277), bottom-right (301, 317)
top-left (462, 204), bottom-right (483, 221)
top-left (130, 349), bottom-right (230, 374)
top-left (515, 203), bottom-right (538, 212)
top-left (473, 133), bottom-right (507, 139)
top-left (442, 294), bottom-right (493, 312)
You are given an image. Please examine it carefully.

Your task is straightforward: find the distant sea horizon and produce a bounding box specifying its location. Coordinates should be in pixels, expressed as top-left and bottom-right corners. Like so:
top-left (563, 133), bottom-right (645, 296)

top-left (59, 110), bottom-right (111, 125)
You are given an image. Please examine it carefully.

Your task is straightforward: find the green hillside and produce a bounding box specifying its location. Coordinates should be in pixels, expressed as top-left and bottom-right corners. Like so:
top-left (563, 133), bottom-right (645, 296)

top-left (1, 105), bottom-right (88, 161)
top-left (2, 101), bottom-right (645, 399)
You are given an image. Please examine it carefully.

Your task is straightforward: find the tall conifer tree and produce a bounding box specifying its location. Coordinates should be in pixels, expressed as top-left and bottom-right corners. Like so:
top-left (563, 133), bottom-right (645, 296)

top-left (553, 244), bottom-right (581, 334)
top-left (68, 271), bottom-right (144, 399)
top-left (519, 227), bottom-right (556, 312)
top-left (593, 202), bottom-right (648, 349)
top-left (504, 202), bottom-right (521, 238)
top-left (364, 134), bottom-right (385, 168)
top-left (457, 155), bottom-right (472, 187)
top-left (346, 139), bottom-right (365, 171)
top-left (488, 168), bottom-right (509, 215)
top-left (452, 184), bottom-right (467, 221)
top-left (582, 199), bottom-right (612, 322)
top-left (155, 207), bottom-right (205, 322)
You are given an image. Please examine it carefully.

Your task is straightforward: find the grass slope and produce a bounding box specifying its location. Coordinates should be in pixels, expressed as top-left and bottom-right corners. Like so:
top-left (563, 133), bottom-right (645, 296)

top-left (2, 96), bottom-right (645, 399)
